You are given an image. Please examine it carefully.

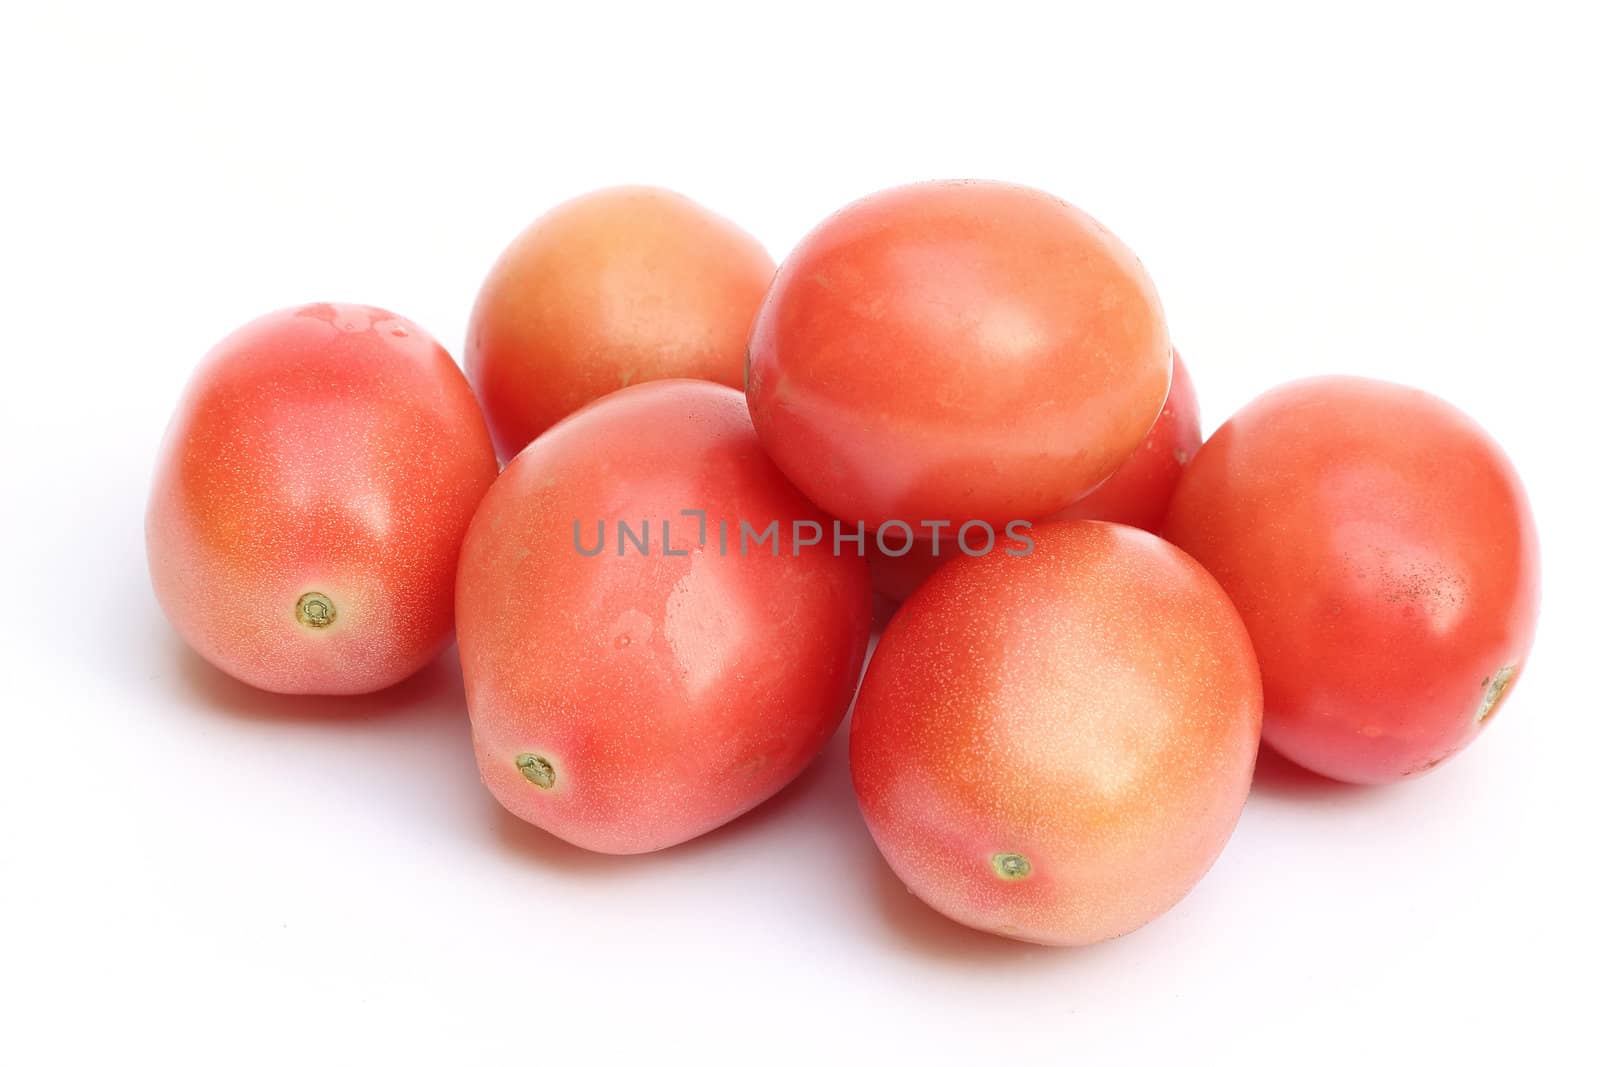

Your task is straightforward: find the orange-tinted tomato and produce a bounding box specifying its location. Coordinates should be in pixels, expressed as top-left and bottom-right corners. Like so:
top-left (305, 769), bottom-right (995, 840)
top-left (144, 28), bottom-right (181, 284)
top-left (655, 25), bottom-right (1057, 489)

top-left (867, 350), bottom-right (1200, 607)
top-left (851, 522), bottom-right (1262, 946)
top-left (1164, 377), bottom-right (1540, 784)
top-left (747, 180), bottom-right (1171, 529)
top-left (466, 185), bottom-right (775, 459)
top-left (457, 380), bottom-right (872, 854)
top-left (146, 304), bottom-right (498, 695)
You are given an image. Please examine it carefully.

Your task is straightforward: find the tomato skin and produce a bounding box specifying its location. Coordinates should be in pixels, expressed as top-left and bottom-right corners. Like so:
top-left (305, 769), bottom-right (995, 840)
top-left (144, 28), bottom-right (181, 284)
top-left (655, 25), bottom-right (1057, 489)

top-left (746, 180), bottom-right (1171, 529)
top-left (850, 521), bottom-right (1262, 946)
top-left (456, 380), bottom-right (872, 854)
top-left (146, 304), bottom-right (498, 695)
top-left (1054, 348), bottom-right (1200, 528)
top-left (867, 350), bottom-right (1200, 606)
top-left (1163, 377), bottom-right (1540, 784)
top-left (466, 186), bottom-right (775, 460)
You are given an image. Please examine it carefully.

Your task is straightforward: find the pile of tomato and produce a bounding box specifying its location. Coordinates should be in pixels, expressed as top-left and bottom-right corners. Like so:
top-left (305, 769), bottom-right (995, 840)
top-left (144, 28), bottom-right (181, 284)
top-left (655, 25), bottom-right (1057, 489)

top-left (147, 181), bottom-right (1540, 947)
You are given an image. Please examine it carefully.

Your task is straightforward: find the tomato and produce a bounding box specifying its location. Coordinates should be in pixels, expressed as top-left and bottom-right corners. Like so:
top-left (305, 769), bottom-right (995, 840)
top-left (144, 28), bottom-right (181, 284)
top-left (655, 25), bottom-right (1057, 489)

top-left (457, 380), bottom-right (872, 854)
top-left (1163, 376), bottom-right (1540, 784)
top-left (146, 304), bottom-right (498, 695)
top-left (746, 180), bottom-right (1171, 528)
top-left (466, 185), bottom-right (775, 459)
top-left (866, 350), bottom-right (1200, 606)
top-left (851, 521), bottom-right (1262, 946)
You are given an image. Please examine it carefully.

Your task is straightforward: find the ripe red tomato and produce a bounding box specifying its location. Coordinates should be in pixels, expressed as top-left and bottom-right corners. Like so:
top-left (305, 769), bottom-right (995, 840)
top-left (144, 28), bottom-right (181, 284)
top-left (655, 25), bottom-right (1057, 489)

top-left (866, 349), bottom-right (1200, 606)
top-left (457, 380), bottom-right (872, 854)
top-left (467, 185), bottom-right (775, 459)
top-left (1164, 377), bottom-right (1540, 784)
top-left (146, 304), bottom-right (498, 695)
top-left (746, 180), bottom-right (1171, 528)
top-left (851, 521), bottom-right (1262, 946)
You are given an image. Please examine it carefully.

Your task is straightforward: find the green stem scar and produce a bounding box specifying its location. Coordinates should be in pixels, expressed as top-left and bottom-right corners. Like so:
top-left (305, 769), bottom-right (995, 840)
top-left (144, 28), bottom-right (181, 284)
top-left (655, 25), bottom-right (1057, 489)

top-left (1476, 665), bottom-right (1518, 725)
top-left (516, 753), bottom-right (556, 789)
top-left (295, 592), bottom-right (336, 629)
top-left (992, 852), bottom-right (1032, 880)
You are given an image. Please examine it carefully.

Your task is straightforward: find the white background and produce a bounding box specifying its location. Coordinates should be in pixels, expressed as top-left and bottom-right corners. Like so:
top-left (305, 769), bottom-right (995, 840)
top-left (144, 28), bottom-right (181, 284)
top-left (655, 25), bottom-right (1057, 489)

top-left (3, 2), bottom-right (1596, 1063)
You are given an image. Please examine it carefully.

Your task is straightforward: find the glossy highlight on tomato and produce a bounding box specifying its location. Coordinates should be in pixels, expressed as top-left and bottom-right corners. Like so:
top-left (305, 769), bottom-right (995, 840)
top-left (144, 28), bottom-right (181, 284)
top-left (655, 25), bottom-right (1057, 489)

top-left (747, 179), bottom-right (1171, 528)
top-left (1164, 376), bottom-right (1540, 784)
top-left (467, 185), bottom-right (775, 459)
top-left (457, 380), bottom-right (873, 854)
top-left (146, 304), bottom-right (499, 695)
top-left (851, 521), bottom-right (1262, 946)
